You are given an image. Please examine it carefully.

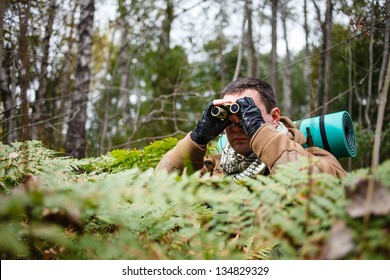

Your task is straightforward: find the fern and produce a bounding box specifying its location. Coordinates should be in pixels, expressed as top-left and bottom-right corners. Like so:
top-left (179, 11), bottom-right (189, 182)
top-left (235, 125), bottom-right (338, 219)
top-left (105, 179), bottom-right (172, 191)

top-left (0, 141), bottom-right (71, 194)
top-left (0, 140), bottom-right (389, 260)
top-left (72, 137), bottom-right (179, 174)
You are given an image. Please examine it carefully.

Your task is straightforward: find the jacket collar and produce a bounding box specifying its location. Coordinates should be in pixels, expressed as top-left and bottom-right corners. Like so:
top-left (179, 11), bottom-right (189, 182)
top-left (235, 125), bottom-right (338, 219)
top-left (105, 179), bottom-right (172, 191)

top-left (280, 116), bottom-right (307, 145)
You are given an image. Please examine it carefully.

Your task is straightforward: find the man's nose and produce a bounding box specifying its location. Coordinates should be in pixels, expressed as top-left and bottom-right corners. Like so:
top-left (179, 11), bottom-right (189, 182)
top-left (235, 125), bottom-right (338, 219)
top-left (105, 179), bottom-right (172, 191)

top-left (232, 122), bottom-right (244, 132)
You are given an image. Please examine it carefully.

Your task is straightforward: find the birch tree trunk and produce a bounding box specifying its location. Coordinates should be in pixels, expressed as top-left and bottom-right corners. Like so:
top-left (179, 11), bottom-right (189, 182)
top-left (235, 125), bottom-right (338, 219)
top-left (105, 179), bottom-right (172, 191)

top-left (66, 0), bottom-right (94, 158)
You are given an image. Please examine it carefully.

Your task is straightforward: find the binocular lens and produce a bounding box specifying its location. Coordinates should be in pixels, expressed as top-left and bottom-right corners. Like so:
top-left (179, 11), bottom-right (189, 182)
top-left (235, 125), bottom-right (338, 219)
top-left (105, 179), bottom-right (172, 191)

top-left (211, 106), bottom-right (222, 116)
top-left (229, 104), bottom-right (240, 113)
top-left (211, 106), bottom-right (229, 119)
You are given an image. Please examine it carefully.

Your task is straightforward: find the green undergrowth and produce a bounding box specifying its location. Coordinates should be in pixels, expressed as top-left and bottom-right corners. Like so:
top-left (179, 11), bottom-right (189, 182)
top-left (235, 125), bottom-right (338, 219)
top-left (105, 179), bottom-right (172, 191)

top-left (0, 140), bottom-right (389, 260)
top-left (73, 137), bottom-right (179, 175)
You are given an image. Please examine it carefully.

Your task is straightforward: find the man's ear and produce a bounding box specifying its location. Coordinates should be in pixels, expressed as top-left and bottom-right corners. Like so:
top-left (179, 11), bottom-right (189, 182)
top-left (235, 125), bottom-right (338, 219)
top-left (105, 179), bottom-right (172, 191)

top-left (270, 107), bottom-right (280, 127)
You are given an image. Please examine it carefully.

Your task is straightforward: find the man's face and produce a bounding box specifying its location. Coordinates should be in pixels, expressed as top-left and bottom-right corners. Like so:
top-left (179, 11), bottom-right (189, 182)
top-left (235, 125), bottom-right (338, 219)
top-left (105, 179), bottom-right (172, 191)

top-left (220, 89), bottom-right (279, 156)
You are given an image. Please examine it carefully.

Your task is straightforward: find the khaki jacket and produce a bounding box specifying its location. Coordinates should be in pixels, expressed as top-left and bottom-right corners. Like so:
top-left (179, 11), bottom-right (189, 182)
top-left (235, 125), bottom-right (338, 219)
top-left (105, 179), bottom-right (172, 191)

top-left (155, 116), bottom-right (347, 178)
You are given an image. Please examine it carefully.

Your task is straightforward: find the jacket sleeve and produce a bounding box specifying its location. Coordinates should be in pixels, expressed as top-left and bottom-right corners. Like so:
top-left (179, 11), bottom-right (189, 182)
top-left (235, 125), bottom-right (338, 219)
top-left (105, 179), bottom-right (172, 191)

top-left (155, 133), bottom-right (207, 173)
top-left (250, 124), bottom-right (347, 178)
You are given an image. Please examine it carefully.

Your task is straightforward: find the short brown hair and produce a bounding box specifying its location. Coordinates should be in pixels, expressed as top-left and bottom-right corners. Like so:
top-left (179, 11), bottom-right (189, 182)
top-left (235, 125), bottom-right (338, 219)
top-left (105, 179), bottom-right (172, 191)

top-left (221, 77), bottom-right (277, 113)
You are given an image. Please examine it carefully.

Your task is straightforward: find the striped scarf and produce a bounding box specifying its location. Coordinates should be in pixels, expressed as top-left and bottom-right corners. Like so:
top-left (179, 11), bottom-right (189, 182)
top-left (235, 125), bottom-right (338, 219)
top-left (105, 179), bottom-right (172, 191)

top-left (220, 122), bottom-right (288, 180)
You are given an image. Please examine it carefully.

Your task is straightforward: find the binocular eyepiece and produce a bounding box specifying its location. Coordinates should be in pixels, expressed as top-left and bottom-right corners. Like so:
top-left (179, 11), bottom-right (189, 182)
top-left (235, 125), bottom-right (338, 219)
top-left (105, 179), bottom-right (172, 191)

top-left (211, 103), bottom-right (240, 120)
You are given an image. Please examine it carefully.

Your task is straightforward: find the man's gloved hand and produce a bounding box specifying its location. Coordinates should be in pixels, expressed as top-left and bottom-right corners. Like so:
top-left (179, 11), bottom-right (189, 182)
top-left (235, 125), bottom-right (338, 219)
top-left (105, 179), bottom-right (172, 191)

top-left (235, 97), bottom-right (266, 139)
top-left (190, 102), bottom-right (232, 145)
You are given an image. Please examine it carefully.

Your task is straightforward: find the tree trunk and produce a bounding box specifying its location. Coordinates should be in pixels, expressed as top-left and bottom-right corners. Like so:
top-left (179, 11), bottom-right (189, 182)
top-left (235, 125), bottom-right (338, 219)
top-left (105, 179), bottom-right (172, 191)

top-left (312, 0), bottom-right (325, 113)
top-left (371, 0), bottom-right (390, 168)
top-left (322, 0), bottom-right (333, 114)
top-left (66, 0), bottom-right (95, 158)
top-left (0, 55), bottom-right (18, 144)
top-left (99, 87), bottom-right (111, 155)
top-left (365, 51), bottom-right (390, 242)
top-left (0, 0), bottom-right (18, 143)
top-left (245, 0), bottom-right (257, 77)
top-left (0, 0), bottom-right (4, 65)
top-left (98, 28), bottom-right (117, 155)
top-left (56, 1), bottom-right (78, 150)
top-left (160, 0), bottom-right (174, 54)
top-left (219, 0), bottom-right (227, 88)
top-left (233, 9), bottom-right (246, 81)
top-left (270, 0), bottom-right (278, 94)
top-left (303, 0), bottom-right (311, 114)
top-left (365, 2), bottom-right (375, 131)
top-left (281, 1), bottom-right (292, 115)
top-left (31, 0), bottom-right (57, 141)
top-left (347, 39), bottom-right (353, 171)
top-left (117, 2), bottom-right (132, 138)
top-left (378, 0), bottom-right (390, 96)
top-left (311, 48), bottom-right (319, 116)
top-left (371, 44), bottom-right (390, 168)
top-left (17, 1), bottom-right (31, 141)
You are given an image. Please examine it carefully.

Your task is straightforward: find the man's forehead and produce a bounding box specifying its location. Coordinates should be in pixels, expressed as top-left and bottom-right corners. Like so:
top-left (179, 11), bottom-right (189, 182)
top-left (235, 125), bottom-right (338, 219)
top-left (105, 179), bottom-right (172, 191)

top-left (223, 89), bottom-right (262, 103)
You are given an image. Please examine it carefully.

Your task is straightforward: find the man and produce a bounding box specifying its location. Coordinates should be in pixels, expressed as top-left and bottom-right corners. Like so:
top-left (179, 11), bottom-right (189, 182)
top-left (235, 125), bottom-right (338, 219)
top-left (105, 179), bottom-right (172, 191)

top-left (156, 77), bottom-right (346, 179)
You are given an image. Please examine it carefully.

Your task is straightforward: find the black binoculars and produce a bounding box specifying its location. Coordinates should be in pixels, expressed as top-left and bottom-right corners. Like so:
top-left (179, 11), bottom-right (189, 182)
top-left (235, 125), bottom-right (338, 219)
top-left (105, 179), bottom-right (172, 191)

top-left (211, 103), bottom-right (240, 120)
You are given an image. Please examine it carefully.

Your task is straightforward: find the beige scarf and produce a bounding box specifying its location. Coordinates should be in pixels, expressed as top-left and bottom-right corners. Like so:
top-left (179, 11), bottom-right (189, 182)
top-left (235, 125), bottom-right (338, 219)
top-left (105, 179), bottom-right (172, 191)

top-left (220, 123), bottom-right (288, 180)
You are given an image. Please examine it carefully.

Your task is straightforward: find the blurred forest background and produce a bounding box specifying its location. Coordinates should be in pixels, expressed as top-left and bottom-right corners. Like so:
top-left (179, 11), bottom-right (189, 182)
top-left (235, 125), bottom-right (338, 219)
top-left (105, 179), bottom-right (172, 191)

top-left (1, 0), bottom-right (389, 171)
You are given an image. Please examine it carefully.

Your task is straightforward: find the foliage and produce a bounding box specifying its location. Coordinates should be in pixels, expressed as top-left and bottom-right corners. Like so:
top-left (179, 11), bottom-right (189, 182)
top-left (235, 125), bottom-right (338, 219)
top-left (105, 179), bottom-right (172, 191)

top-left (352, 122), bottom-right (375, 168)
top-left (0, 141), bottom-right (71, 194)
top-left (1, 140), bottom-right (389, 260)
top-left (72, 137), bottom-right (179, 175)
top-left (111, 137), bottom-right (179, 171)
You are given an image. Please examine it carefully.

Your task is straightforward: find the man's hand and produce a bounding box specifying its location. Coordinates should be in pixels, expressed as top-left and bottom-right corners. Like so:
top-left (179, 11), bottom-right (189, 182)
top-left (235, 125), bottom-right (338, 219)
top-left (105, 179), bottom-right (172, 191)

top-left (190, 102), bottom-right (232, 145)
top-left (235, 97), bottom-right (265, 139)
